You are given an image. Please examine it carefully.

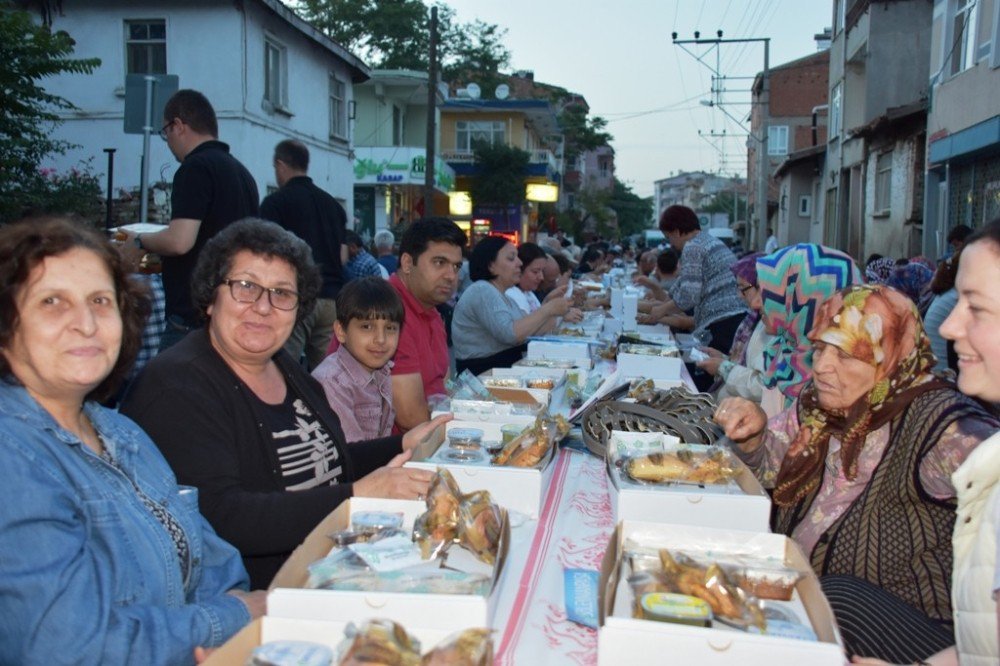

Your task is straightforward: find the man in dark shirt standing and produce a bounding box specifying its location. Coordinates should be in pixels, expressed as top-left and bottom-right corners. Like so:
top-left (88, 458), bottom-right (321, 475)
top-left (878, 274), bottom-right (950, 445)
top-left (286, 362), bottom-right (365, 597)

top-left (260, 139), bottom-right (348, 369)
top-left (121, 89), bottom-right (258, 351)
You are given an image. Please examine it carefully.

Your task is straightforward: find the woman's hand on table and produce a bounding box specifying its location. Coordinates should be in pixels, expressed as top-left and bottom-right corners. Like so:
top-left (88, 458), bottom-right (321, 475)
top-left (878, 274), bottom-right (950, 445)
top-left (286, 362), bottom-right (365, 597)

top-left (229, 588), bottom-right (267, 619)
top-left (401, 413), bottom-right (452, 452)
top-left (353, 450), bottom-right (435, 500)
top-left (696, 355), bottom-right (723, 376)
top-left (563, 307), bottom-right (584, 324)
top-left (714, 397), bottom-right (766, 453)
top-left (638, 301), bottom-right (671, 324)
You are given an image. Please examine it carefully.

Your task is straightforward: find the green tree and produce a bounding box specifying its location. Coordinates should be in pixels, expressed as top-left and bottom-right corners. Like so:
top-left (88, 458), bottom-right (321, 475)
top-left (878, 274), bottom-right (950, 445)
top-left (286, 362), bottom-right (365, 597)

top-left (609, 178), bottom-right (654, 238)
top-left (293, 0), bottom-right (510, 82)
top-left (700, 189), bottom-right (747, 226)
top-left (559, 103), bottom-right (612, 168)
top-left (469, 142), bottom-right (529, 206)
top-left (1, 4), bottom-right (100, 222)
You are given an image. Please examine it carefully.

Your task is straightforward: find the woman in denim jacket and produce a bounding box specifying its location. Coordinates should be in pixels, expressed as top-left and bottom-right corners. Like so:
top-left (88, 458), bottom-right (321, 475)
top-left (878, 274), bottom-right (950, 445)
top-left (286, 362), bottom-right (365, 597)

top-left (0, 217), bottom-right (264, 665)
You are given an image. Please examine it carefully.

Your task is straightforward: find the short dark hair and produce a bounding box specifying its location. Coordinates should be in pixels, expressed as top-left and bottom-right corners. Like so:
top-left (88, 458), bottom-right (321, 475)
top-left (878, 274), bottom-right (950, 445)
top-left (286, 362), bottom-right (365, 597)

top-left (191, 218), bottom-right (320, 324)
top-left (0, 216), bottom-right (150, 403)
top-left (947, 224), bottom-right (974, 245)
top-left (552, 252), bottom-right (571, 274)
top-left (517, 242), bottom-right (547, 268)
top-left (344, 230), bottom-right (364, 248)
top-left (274, 139), bottom-right (309, 171)
top-left (469, 236), bottom-right (511, 282)
top-left (336, 276), bottom-right (404, 328)
top-left (581, 247), bottom-right (603, 265)
top-left (657, 247), bottom-right (680, 274)
top-left (399, 217), bottom-right (467, 262)
top-left (963, 218), bottom-right (1000, 253)
top-left (163, 89), bottom-right (218, 138)
top-left (659, 205), bottom-right (700, 234)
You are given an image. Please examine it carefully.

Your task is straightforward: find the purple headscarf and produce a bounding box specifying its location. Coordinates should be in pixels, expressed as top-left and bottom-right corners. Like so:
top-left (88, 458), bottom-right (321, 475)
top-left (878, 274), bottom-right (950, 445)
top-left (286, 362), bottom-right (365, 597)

top-left (888, 263), bottom-right (934, 304)
top-left (730, 252), bottom-right (763, 287)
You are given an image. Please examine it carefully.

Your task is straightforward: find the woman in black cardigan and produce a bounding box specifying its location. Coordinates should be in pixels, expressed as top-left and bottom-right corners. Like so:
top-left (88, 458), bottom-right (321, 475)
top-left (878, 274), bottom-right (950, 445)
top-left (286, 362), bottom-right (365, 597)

top-left (122, 219), bottom-right (449, 587)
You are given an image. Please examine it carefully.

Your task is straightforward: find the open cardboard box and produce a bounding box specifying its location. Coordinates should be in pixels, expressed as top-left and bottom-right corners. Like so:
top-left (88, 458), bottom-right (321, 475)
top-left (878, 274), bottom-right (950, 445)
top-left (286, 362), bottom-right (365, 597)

top-left (484, 386), bottom-right (548, 409)
top-left (598, 520), bottom-right (845, 665)
top-left (204, 615), bottom-right (472, 665)
top-left (481, 365), bottom-right (576, 388)
top-left (526, 338), bottom-right (593, 364)
top-left (264, 498), bottom-right (510, 635)
top-left (406, 419), bottom-right (556, 518)
top-left (606, 432), bottom-right (771, 532)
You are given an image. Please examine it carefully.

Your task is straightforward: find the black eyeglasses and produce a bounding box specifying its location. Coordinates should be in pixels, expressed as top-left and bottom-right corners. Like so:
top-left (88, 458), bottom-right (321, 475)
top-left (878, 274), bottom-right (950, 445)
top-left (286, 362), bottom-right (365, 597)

top-left (222, 279), bottom-right (299, 311)
top-left (739, 284), bottom-right (756, 296)
top-left (158, 120), bottom-right (173, 141)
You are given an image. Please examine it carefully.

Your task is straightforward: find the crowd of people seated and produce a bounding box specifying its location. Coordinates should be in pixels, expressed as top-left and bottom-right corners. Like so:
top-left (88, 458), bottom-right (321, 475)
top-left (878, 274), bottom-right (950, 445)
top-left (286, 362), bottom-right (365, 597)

top-left (0, 192), bottom-right (997, 665)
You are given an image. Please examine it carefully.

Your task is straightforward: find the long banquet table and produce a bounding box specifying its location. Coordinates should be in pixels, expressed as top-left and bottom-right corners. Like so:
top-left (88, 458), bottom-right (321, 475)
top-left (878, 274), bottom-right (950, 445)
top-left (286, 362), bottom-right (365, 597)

top-left (491, 445), bottom-right (612, 665)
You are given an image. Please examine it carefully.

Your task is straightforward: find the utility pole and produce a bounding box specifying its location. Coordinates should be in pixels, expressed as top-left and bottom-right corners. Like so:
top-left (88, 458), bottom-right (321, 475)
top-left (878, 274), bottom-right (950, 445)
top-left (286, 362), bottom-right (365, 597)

top-left (423, 6), bottom-right (438, 213)
top-left (673, 32), bottom-right (770, 250)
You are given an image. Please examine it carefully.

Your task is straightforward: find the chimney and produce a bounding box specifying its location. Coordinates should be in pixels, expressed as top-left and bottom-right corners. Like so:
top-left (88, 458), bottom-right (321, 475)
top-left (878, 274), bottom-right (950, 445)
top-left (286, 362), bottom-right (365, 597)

top-left (814, 27), bottom-right (832, 51)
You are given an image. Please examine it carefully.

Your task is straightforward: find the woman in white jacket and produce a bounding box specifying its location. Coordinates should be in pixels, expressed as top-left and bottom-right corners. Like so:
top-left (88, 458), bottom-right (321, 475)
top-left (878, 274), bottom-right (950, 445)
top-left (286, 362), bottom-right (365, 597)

top-left (854, 219), bottom-right (1000, 666)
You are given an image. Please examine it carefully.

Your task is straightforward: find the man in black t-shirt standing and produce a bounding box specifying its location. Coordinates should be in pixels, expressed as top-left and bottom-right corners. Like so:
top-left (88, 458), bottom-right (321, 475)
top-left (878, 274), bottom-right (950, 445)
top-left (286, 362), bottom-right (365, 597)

top-left (260, 139), bottom-right (348, 369)
top-left (122, 89), bottom-right (259, 351)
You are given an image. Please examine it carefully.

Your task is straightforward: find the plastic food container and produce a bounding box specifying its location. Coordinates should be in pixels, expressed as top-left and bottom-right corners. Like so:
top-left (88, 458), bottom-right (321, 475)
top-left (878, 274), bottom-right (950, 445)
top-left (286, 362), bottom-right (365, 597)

top-left (640, 592), bottom-right (713, 627)
top-left (525, 377), bottom-right (556, 390)
top-left (447, 427), bottom-right (484, 451)
top-left (248, 640), bottom-right (334, 666)
top-left (734, 567), bottom-right (803, 601)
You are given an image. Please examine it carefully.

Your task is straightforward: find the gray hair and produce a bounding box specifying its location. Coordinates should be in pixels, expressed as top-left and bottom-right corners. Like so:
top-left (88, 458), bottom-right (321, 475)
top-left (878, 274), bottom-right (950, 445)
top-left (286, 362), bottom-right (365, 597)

top-left (374, 229), bottom-right (395, 250)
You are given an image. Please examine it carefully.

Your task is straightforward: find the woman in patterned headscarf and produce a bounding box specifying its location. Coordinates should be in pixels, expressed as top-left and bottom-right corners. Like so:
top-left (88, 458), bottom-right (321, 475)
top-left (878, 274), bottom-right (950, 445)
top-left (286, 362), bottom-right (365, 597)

top-left (697, 252), bottom-right (774, 404)
top-left (755, 244), bottom-right (862, 414)
top-left (864, 255), bottom-right (896, 284)
top-left (715, 284), bottom-right (998, 664)
top-left (888, 261), bottom-right (934, 313)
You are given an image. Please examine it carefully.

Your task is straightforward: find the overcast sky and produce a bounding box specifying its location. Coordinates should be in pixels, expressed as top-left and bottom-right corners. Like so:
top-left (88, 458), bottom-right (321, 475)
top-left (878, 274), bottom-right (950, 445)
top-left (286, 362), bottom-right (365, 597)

top-left (443, 0), bottom-right (834, 198)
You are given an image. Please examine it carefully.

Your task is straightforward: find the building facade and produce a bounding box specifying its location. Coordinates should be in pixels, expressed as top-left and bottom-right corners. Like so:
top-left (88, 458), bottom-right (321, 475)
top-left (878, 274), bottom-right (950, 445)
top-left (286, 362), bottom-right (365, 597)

top-left (352, 70), bottom-right (455, 238)
top-left (824, 0), bottom-right (932, 260)
top-left (33, 0), bottom-right (368, 219)
top-left (924, 0), bottom-right (1000, 258)
top-left (439, 95), bottom-right (561, 244)
top-left (749, 47), bottom-right (830, 249)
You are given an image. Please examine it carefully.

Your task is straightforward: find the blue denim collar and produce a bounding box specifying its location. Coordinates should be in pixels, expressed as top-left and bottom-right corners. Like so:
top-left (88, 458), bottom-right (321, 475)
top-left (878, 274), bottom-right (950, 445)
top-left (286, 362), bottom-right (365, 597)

top-left (0, 382), bottom-right (138, 458)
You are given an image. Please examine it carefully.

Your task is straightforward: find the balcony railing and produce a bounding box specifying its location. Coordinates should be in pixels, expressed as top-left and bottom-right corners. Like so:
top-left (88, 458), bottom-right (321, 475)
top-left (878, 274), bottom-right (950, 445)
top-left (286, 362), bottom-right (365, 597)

top-left (440, 147), bottom-right (558, 171)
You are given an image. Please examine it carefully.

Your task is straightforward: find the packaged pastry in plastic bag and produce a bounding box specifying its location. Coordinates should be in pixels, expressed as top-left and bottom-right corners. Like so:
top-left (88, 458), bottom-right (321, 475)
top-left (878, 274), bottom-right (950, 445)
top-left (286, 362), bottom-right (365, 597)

top-left (412, 470), bottom-right (463, 559)
top-left (421, 628), bottom-right (493, 666)
top-left (337, 619), bottom-right (421, 666)
top-left (456, 490), bottom-right (503, 565)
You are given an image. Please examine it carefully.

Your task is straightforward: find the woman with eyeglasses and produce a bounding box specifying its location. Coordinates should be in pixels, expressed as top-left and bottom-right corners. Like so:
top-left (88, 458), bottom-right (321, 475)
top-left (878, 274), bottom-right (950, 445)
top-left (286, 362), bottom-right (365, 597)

top-left (122, 219), bottom-right (450, 588)
top-left (694, 252), bottom-right (776, 407)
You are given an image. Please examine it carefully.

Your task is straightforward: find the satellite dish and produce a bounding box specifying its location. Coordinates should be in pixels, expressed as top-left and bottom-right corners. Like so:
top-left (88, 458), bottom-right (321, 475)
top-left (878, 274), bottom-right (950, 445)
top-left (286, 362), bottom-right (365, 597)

top-left (495, 83), bottom-right (510, 100)
top-left (466, 82), bottom-right (481, 99)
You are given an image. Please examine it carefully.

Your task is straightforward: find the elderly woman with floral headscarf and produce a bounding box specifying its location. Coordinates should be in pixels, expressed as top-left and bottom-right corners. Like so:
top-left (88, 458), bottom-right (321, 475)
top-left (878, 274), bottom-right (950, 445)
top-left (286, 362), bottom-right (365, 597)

top-left (696, 253), bottom-right (775, 404)
top-left (754, 243), bottom-right (862, 416)
top-left (715, 284), bottom-right (998, 664)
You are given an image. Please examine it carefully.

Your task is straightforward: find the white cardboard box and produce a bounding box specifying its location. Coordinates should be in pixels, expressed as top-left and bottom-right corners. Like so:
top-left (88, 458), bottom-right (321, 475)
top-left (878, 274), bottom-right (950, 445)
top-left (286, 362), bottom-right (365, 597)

top-left (406, 420), bottom-right (555, 518)
top-left (598, 521), bottom-right (845, 666)
top-left (205, 616), bottom-right (466, 665)
top-left (264, 498), bottom-right (509, 634)
top-left (527, 339), bottom-right (593, 363)
top-left (606, 432), bottom-right (771, 532)
top-left (616, 351), bottom-right (684, 380)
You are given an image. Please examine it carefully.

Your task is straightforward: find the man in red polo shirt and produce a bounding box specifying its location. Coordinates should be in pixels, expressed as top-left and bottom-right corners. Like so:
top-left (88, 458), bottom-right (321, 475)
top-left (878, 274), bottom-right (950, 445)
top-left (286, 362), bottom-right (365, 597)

top-left (390, 218), bottom-right (467, 432)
